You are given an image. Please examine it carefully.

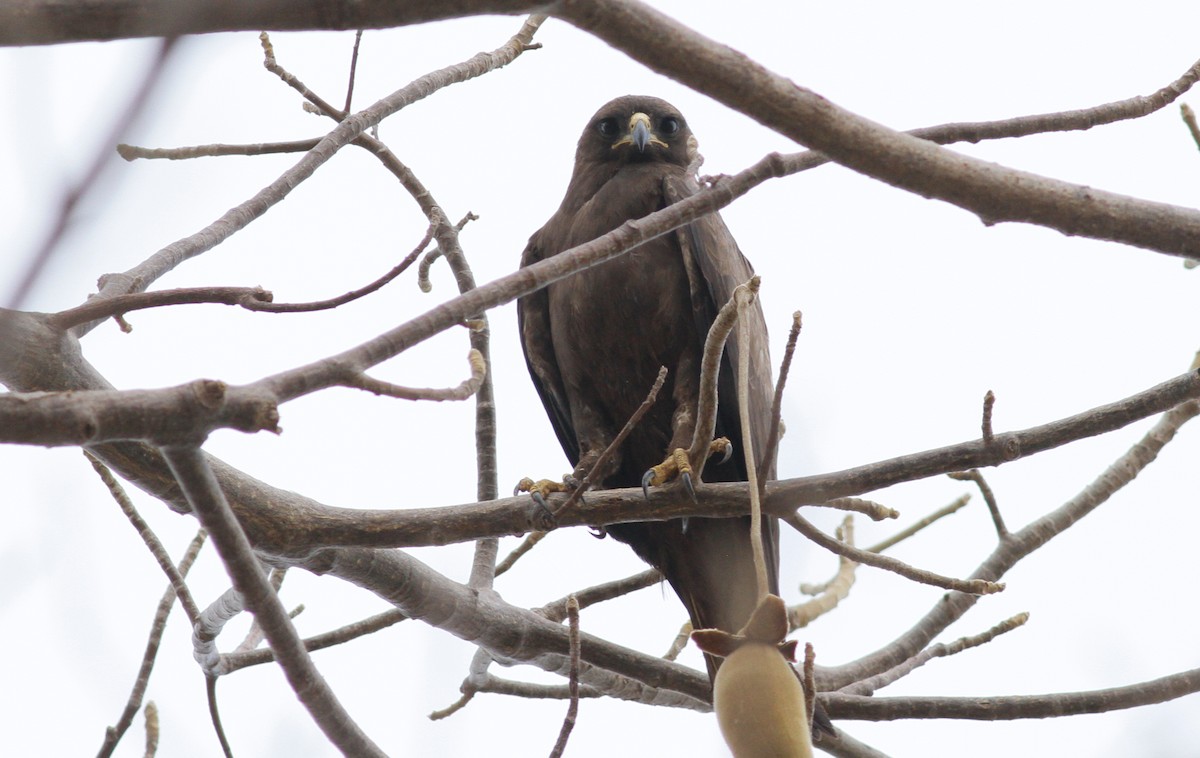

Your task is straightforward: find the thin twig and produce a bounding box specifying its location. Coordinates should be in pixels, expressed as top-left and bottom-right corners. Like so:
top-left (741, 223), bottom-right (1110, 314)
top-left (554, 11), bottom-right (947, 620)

top-left (819, 497), bottom-right (898, 522)
top-left (825, 663), bottom-right (1200, 721)
top-left (161, 446), bottom-right (386, 757)
top-left (822, 393), bottom-right (1200, 690)
top-left (791, 516), bottom-right (857, 629)
top-left (222, 608), bottom-right (406, 673)
top-left (117, 139), bottom-right (322, 160)
top-left (688, 278), bottom-right (756, 479)
top-left (734, 280), bottom-right (770, 600)
top-left (537, 569), bottom-right (661, 622)
top-left (74, 16), bottom-right (546, 340)
top-left (663, 621), bottom-right (693, 662)
top-left (981, 390), bottom-right (996, 445)
top-left (344, 349), bottom-right (486, 402)
top-left (97, 530), bottom-right (206, 758)
top-left (803, 643), bottom-right (817, 736)
top-left (1182, 103), bottom-right (1200, 151)
top-left (495, 531), bottom-right (547, 577)
top-left (759, 310), bottom-right (802, 494)
top-left (838, 612), bottom-right (1029, 697)
top-left (548, 596), bottom-right (581, 758)
top-left (85, 452), bottom-right (202, 624)
top-left (344, 30), bottom-right (365, 115)
top-left (864, 494), bottom-right (972, 554)
top-left (428, 691), bottom-right (475, 721)
top-left (557, 366), bottom-right (669, 515)
top-left (948, 469), bottom-right (1007, 537)
top-left (785, 512), bottom-right (1003, 595)
top-left (142, 702), bottom-right (159, 758)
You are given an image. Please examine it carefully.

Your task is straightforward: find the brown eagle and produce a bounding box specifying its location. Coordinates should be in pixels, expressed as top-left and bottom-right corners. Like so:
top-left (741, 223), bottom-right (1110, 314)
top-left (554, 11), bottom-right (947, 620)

top-left (517, 95), bottom-right (779, 678)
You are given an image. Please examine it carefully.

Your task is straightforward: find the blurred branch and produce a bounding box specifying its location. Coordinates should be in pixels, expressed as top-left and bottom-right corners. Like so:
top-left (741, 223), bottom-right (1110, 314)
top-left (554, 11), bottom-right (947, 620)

top-left (6, 37), bottom-right (177, 310)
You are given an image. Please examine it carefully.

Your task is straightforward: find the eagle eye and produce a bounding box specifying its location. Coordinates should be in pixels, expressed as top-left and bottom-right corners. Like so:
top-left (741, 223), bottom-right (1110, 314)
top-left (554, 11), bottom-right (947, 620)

top-left (660, 116), bottom-right (680, 135)
top-left (596, 118), bottom-right (620, 138)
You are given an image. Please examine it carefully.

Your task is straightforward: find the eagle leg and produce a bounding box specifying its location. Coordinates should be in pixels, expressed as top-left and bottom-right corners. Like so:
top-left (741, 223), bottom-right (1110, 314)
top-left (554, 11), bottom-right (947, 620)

top-left (640, 438), bottom-right (733, 500)
top-left (513, 476), bottom-right (573, 513)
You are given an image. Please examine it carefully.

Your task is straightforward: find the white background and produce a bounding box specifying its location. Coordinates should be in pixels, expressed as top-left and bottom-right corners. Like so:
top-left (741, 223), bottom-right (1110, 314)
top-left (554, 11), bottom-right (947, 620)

top-left (3, 3), bottom-right (1199, 756)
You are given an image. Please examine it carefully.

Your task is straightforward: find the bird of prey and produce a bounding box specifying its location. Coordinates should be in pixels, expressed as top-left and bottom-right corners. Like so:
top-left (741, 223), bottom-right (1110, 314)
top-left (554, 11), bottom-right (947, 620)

top-left (517, 95), bottom-right (779, 678)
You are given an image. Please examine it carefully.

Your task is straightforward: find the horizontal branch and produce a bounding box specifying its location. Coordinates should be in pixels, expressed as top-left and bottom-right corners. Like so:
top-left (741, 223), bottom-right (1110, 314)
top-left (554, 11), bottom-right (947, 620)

top-left (0, 0), bottom-right (542, 45)
top-left (0, 378), bottom-right (280, 446)
top-left (823, 667), bottom-right (1200, 721)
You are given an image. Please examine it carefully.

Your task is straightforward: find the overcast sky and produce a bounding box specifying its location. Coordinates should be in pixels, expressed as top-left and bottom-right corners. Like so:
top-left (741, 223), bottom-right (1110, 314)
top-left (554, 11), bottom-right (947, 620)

top-left (3, 3), bottom-right (1200, 756)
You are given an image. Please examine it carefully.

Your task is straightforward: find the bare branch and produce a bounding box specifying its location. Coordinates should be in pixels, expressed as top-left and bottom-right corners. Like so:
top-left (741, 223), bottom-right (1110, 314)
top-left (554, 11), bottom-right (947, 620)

top-left (1182, 103), bottom-right (1200, 151)
top-left (981, 390), bottom-right (996, 446)
top-left (557, 366), bottom-right (668, 515)
top-left (141, 702), bottom-right (159, 758)
top-left (864, 494), bottom-right (972, 554)
top-left (0, 380), bottom-right (280, 446)
top-left (821, 396), bottom-right (1200, 690)
top-left (563, 4), bottom-right (1200, 259)
top-left (50, 286), bottom-right (274, 330)
top-left (86, 452), bottom-right (202, 624)
top-left (785, 512), bottom-right (1002, 595)
top-left (823, 666), bottom-right (1200, 721)
top-left (97, 531), bottom-right (206, 758)
top-left (791, 516), bottom-right (857, 629)
top-left (161, 446), bottom-right (386, 757)
top-left (688, 277), bottom-right (756, 478)
top-left (759, 310), bottom-right (801, 491)
top-left (547, 596), bottom-right (581, 758)
top-left (344, 349), bottom-right (486, 402)
top-left (947, 469), bottom-right (1007, 538)
top-left (118, 138), bottom-right (323, 160)
top-left (818, 497), bottom-right (898, 522)
top-left (838, 613), bottom-right (1029, 697)
top-left (221, 609), bottom-right (407, 674)
top-left (536, 569), bottom-right (662, 622)
top-left (72, 15), bottom-right (546, 339)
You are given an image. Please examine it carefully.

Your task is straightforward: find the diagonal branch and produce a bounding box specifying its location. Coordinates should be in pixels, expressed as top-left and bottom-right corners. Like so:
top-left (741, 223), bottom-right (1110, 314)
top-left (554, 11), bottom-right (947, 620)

top-left (160, 445), bottom-right (386, 757)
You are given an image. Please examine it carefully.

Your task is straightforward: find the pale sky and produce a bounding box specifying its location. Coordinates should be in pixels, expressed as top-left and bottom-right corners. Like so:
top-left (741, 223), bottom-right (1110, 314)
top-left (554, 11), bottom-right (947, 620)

top-left (3, 3), bottom-right (1200, 756)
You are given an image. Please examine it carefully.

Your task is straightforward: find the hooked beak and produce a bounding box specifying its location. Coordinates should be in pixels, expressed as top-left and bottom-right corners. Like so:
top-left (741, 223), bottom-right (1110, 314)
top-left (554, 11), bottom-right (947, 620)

top-left (614, 112), bottom-right (668, 153)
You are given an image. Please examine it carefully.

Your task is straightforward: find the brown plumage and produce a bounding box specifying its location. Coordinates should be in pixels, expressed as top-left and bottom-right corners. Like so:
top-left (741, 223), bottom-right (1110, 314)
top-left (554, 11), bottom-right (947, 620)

top-left (518, 95), bottom-right (779, 680)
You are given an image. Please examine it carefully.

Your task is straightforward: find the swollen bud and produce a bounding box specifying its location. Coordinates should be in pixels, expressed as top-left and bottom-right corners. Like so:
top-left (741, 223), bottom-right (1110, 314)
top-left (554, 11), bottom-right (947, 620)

top-left (692, 595), bottom-right (813, 757)
top-left (714, 641), bottom-right (811, 757)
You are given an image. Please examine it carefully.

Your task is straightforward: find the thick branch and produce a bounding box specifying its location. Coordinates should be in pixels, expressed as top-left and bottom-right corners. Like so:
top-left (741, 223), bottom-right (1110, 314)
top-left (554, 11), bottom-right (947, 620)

top-left (160, 446), bottom-right (386, 757)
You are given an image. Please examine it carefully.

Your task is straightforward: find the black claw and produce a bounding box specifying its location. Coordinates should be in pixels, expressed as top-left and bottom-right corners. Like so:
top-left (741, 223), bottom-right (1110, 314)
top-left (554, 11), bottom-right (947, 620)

top-left (718, 441), bottom-right (733, 465)
top-left (588, 525), bottom-right (608, 539)
top-left (641, 468), bottom-right (655, 499)
top-left (681, 471), bottom-right (696, 502)
top-left (529, 490), bottom-right (555, 529)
